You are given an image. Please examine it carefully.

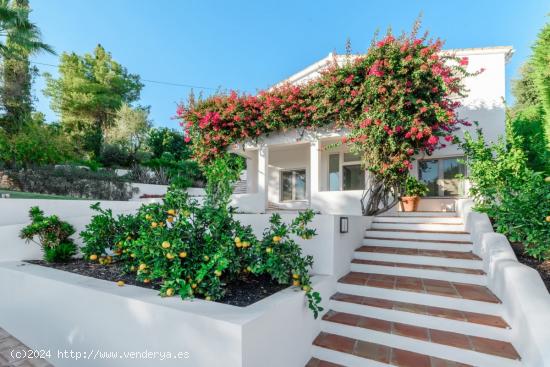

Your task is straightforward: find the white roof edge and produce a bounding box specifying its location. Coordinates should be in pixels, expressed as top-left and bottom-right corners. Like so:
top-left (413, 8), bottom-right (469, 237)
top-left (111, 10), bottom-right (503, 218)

top-left (275, 46), bottom-right (515, 86)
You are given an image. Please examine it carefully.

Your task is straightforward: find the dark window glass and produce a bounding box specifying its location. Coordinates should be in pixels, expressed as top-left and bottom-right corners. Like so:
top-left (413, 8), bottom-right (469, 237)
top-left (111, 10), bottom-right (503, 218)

top-left (343, 164), bottom-right (365, 190)
top-left (419, 160), bottom-right (439, 196)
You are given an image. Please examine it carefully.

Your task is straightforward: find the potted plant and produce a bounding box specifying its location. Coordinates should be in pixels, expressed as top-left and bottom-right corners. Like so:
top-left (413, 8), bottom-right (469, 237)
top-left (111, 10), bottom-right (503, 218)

top-left (400, 176), bottom-right (429, 212)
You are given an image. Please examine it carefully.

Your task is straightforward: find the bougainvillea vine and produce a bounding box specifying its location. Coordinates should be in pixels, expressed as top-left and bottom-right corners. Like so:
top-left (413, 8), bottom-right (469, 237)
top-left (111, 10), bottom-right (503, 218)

top-left (177, 27), bottom-right (478, 214)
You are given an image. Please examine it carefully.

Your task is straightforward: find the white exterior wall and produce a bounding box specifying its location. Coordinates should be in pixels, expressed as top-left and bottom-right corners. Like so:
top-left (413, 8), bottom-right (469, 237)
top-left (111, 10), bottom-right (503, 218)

top-left (458, 199), bottom-right (550, 366)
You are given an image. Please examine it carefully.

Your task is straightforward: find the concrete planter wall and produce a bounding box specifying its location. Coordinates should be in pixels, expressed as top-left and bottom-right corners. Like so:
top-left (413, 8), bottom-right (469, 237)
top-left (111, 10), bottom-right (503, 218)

top-left (0, 261), bottom-right (332, 367)
top-left (458, 199), bottom-right (550, 367)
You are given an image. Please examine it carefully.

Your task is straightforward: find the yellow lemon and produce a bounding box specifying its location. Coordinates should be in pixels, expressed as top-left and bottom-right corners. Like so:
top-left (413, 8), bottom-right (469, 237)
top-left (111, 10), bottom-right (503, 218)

top-left (126, 236), bottom-right (132, 240)
top-left (143, 278), bottom-right (151, 284)
top-left (272, 236), bottom-right (281, 243)
top-left (204, 255), bottom-right (210, 261)
top-left (166, 253), bottom-right (175, 260)
top-left (214, 270), bottom-right (222, 277)
top-left (166, 288), bottom-right (175, 297)
top-left (236, 242), bottom-right (242, 248)
top-left (167, 216), bottom-right (174, 223)
top-left (292, 273), bottom-right (300, 279)
top-left (191, 283), bottom-right (197, 289)
top-left (116, 280), bottom-right (125, 287)
top-left (234, 237), bottom-right (241, 243)
top-left (302, 285), bottom-right (310, 292)
top-left (545, 176), bottom-right (550, 183)
top-left (89, 254), bottom-right (98, 261)
top-left (159, 221), bottom-right (165, 227)
top-left (292, 280), bottom-right (300, 287)
top-left (242, 241), bottom-right (250, 248)
top-left (266, 247), bottom-right (272, 253)
top-left (167, 209), bottom-right (176, 215)
top-left (161, 241), bottom-right (171, 249)
top-left (130, 253), bottom-right (136, 258)
top-left (138, 263), bottom-right (147, 271)
top-left (546, 216), bottom-right (550, 222)
top-left (130, 266), bottom-right (136, 271)
top-left (151, 222), bottom-right (158, 228)
top-left (179, 251), bottom-right (187, 258)
top-left (205, 296), bottom-right (211, 301)
top-left (145, 214), bottom-right (152, 221)
top-left (246, 266), bottom-right (252, 272)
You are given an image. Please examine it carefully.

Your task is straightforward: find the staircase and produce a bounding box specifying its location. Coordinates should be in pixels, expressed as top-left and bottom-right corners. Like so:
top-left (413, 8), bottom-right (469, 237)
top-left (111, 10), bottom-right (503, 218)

top-left (307, 212), bottom-right (522, 367)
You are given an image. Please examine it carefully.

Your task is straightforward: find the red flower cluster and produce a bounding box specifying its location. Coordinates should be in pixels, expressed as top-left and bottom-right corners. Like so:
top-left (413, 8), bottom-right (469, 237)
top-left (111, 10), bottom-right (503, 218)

top-left (178, 29), bottom-right (477, 182)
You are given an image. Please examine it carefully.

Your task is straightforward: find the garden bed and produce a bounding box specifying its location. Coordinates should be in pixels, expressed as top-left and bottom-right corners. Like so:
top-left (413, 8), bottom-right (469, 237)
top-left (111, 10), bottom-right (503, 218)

top-left (511, 243), bottom-right (550, 292)
top-left (25, 259), bottom-right (288, 306)
top-left (0, 261), bottom-right (331, 367)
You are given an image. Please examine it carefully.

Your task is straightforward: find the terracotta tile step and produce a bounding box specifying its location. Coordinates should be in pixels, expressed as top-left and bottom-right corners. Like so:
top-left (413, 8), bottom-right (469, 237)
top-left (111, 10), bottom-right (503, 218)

top-left (338, 272), bottom-right (501, 303)
top-left (368, 228), bottom-right (470, 234)
top-left (330, 292), bottom-right (509, 328)
top-left (357, 246), bottom-right (481, 260)
top-left (305, 357), bottom-right (344, 367)
top-left (351, 259), bottom-right (486, 275)
top-left (313, 331), bottom-right (474, 367)
top-left (364, 236), bottom-right (472, 244)
top-left (322, 310), bottom-right (520, 360)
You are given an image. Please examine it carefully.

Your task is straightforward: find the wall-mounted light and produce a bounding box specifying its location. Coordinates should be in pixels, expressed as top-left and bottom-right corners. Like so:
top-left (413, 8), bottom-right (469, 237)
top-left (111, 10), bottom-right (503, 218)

top-left (340, 216), bottom-right (349, 233)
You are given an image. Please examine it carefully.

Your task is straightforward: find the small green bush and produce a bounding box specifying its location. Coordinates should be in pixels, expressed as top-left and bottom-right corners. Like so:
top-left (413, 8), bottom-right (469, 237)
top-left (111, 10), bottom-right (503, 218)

top-left (80, 202), bottom-right (144, 261)
top-left (461, 127), bottom-right (550, 259)
top-left (20, 206), bottom-right (77, 262)
top-left (403, 176), bottom-right (429, 197)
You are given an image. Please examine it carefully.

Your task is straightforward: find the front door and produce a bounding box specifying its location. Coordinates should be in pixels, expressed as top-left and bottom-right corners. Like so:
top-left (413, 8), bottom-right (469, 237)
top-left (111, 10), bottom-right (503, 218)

top-left (281, 169), bottom-right (306, 201)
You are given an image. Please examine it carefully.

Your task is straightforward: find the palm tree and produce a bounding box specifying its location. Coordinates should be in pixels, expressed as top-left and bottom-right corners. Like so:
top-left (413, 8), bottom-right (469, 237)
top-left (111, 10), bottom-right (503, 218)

top-left (0, 0), bottom-right (54, 133)
top-left (0, 0), bottom-right (54, 59)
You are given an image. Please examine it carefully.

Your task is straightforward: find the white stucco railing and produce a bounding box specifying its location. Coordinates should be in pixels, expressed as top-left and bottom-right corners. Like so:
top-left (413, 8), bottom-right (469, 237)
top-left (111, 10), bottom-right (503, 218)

top-left (458, 199), bottom-right (550, 367)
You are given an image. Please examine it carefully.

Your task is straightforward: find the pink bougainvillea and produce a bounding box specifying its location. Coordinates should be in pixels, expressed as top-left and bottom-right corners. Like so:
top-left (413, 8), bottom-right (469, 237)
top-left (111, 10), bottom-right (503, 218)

top-left (178, 29), bottom-right (478, 183)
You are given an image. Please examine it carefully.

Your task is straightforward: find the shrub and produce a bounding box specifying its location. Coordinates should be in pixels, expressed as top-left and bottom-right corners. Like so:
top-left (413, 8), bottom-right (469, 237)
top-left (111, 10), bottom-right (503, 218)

top-left (19, 206), bottom-right (77, 262)
top-left (99, 144), bottom-right (130, 167)
top-left (4, 166), bottom-right (135, 200)
top-left (80, 202), bottom-right (144, 263)
top-left (403, 176), bottom-right (429, 197)
top-left (0, 122), bottom-right (75, 168)
top-left (84, 154), bottom-right (323, 317)
top-left (460, 127), bottom-right (550, 259)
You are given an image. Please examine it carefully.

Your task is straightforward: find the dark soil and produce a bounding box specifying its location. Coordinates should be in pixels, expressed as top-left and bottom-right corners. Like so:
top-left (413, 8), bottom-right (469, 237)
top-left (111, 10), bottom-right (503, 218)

top-left (510, 243), bottom-right (550, 292)
top-left (25, 259), bottom-right (289, 307)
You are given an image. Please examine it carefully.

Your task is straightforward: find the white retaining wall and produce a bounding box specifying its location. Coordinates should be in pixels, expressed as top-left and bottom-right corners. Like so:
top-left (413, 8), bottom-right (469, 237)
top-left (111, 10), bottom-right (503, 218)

top-left (0, 261), bottom-right (332, 367)
top-left (458, 199), bottom-right (550, 367)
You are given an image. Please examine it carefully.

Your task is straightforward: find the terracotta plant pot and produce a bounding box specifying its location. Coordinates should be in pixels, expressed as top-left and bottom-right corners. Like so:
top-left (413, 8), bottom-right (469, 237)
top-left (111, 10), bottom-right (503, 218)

top-left (400, 196), bottom-right (420, 212)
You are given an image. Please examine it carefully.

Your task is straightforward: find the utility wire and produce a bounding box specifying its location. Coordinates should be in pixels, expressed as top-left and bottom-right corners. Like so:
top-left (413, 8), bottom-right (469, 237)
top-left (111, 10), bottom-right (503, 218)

top-left (29, 60), bottom-right (218, 90)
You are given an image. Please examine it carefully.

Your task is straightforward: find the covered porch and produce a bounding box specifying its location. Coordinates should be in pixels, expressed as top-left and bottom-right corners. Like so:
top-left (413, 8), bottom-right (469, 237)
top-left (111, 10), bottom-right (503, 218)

top-left (230, 130), bottom-right (367, 215)
top-left (230, 128), bottom-right (466, 215)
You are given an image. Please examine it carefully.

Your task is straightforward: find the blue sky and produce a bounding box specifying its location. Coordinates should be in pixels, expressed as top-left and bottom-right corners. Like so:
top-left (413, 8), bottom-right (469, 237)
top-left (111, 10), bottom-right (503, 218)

top-left (30, 0), bottom-right (549, 129)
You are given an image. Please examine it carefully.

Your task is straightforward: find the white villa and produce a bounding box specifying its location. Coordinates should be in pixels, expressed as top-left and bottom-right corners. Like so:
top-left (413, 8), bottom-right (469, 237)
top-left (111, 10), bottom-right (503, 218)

top-left (230, 46), bottom-right (514, 215)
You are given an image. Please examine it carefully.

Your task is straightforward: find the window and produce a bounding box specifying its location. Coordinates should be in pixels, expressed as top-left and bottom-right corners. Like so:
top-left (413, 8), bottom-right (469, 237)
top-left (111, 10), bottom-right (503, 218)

top-left (328, 154), bottom-right (339, 191)
top-left (418, 157), bottom-right (466, 197)
top-left (326, 152), bottom-right (365, 191)
top-left (280, 169), bottom-right (306, 201)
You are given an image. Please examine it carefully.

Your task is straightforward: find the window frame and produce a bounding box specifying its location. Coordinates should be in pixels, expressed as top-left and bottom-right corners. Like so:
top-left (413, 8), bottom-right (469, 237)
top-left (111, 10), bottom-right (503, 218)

top-left (326, 150), bottom-right (365, 191)
top-left (279, 168), bottom-right (307, 202)
top-left (418, 156), bottom-right (467, 198)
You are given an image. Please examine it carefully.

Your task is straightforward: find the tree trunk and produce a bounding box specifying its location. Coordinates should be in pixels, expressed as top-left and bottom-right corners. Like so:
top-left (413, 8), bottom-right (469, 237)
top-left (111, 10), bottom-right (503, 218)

top-left (360, 173), bottom-right (401, 216)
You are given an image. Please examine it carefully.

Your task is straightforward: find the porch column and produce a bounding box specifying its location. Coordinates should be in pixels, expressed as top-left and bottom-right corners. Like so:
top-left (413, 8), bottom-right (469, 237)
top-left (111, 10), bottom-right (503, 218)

top-left (257, 144), bottom-right (269, 212)
top-left (246, 154), bottom-right (258, 193)
top-left (310, 139), bottom-right (320, 208)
